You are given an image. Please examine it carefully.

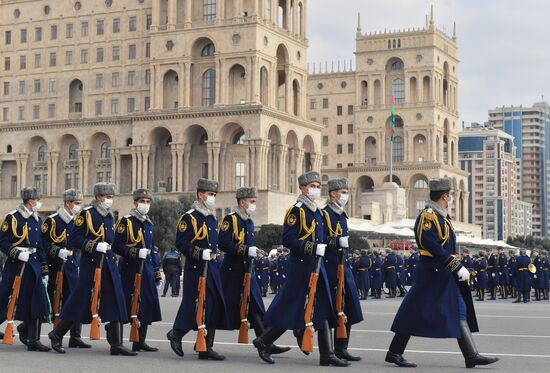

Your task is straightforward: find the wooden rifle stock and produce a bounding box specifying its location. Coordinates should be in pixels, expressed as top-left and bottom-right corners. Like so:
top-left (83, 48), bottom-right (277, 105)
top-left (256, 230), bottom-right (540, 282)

top-left (302, 256), bottom-right (322, 353)
top-left (53, 261), bottom-right (66, 328)
top-left (3, 262), bottom-right (26, 345)
top-left (90, 254), bottom-right (105, 340)
top-left (335, 248), bottom-right (348, 339)
top-left (238, 258), bottom-right (254, 344)
top-left (129, 257), bottom-right (145, 343)
top-left (195, 260), bottom-right (208, 353)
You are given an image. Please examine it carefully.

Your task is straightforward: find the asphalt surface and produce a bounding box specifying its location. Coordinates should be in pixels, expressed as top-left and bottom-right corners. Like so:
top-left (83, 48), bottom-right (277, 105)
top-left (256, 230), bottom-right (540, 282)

top-left (0, 293), bottom-right (549, 372)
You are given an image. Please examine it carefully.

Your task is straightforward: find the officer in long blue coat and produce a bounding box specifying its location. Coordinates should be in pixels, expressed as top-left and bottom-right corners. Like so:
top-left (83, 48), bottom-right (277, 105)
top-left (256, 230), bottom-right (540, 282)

top-left (278, 248), bottom-right (289, 285)
top-left (166, 178), bottom-right (227, 360)
top-left (269, 251), bottom-right (280, 294)
top-left (460, 249), bottom-right (474, 290)
top-left (371, 251), bottom-right (383, 298)
top-left (396, 252), bottom-right (407, 297)
top-left (385, 178), bottom-right (498, 369)
top-left (49, 183), bottom-right (133, 355)
top-left (475, 252), bottom-right (488, 301)
top-left (513, 249), bottom-right (531, 303)
top-left (357, 250), bottom-right (371, 299)
top-left (383, 249), bottom-right (398, 298)
top-left (253, 171), bottom-right (347, 367)
top-left (41, 189), bottom-right (90, 350)
top-left (487, 250), bottom-right (499, 300)
top-left (497, 249), bottom-right (509, 298)
top-left (113, 188), bottom-right (162, 352)
top-left (508, 250), bottom-right (518, 299)
top-left (0, 187), bottom-right (50, 351)
top-left (406, 248), bottom-right (419, 286)
top-left (260, 253), bottom-right (270, 296)
top-left (532, 249), bottom-right (544, 301)
top-left (542, 250), bottom-right (549, 300)
top-left (218, 187), bottom-right (289, 355)
top-left (321, 178), bottom-right (364, 362)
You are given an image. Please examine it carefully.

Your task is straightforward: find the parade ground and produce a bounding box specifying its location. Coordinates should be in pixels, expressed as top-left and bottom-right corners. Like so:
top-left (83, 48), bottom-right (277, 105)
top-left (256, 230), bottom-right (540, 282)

top-left (0, 295), bottom-right (548, 372)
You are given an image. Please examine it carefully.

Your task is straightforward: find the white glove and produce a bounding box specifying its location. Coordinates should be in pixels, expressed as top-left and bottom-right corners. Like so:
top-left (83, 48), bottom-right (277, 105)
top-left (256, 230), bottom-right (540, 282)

top-left (457, 267), bottom-right (470, 282)
top-left (316, 244), bottom-right (327, 257)
top-left (534, 275), bottom-right (537, 279)
top-left (248, 246), bottom-right (258, 257)
top-left (42, 275), bottom-right (49, 287)
top-left (339, 236), bottom-right (349, 248)
top-left (18, 251), bottom-right (29, 262)
top-left (491, 273), bottom-right (495, 278)
top-left (202, 249), bottom-right (212, 261)
top-left (58, 248), bottom-right (69, 261)
top-left (138, 248), bottom-right (149, 259)
top-left (96, 242), bottom-right (110, 253)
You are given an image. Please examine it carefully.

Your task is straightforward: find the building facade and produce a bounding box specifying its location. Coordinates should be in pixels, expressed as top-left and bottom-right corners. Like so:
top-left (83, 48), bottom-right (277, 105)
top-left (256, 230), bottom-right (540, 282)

top-left (488, 102), bottom-right (550, 237)
top-left (307, 9), bottom-right (469, 223)
top-left (458, 123), bottom-right (532, 240)
top-left (0, 0), bottom-right (322, 225)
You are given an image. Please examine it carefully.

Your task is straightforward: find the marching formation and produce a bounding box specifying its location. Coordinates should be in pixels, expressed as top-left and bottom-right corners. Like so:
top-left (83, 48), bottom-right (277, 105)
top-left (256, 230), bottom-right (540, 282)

top-left (0, 173), bottom-right (504, 369)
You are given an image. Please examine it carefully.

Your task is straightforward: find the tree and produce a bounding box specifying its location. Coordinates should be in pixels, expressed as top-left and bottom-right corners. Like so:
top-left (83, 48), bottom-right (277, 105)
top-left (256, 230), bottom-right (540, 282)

top-left (148, 198), bottom-right (185, 258)
top-left (254, 224), bottom-right (283, 252)
top-left (349, 230), bottom-right (370, 253)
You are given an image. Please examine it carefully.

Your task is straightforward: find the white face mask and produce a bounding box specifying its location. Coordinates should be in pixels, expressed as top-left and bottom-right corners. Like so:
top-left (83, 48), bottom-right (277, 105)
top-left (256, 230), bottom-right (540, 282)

top-left (100, 198), bottom-right (113, 210)
top-left (246, 203), bottom-right (257, 216)
top-left (204, 195), bottom-right (216, 209)
top-left (338, 193), bottom-right (349, 207)
top-left (136, 203), bottom-right (150, 216)
top-left (308, 187), bottom-right (321, 201)
top-left (70, 204), bottom-right (82, 216)
top-left (32, 201), bottom-right (42, 212)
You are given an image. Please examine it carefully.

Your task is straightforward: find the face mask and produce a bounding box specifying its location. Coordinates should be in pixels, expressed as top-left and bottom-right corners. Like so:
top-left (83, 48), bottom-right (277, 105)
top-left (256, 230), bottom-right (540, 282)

top-left (246, 203), bottom-right (257, 216)
top-left (204, 195), bottom-right (216, 209)
top-left (70, 204), bottom-right (82, 215)
top-left (100, 198), bottom-right (113, 210)
top-left (338, 193), bottom-right (349, 207)
top-left (136, 203), bottom-right (150, 216)
top-left (32, 201), bottom-right (42, 212)
top-left (308, 187), bottom-right (321, 201)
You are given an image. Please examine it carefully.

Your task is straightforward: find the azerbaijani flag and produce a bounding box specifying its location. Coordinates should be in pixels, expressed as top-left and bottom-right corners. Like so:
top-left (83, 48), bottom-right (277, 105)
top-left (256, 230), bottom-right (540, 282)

top-left (390, 95), bottom-right (396, 142)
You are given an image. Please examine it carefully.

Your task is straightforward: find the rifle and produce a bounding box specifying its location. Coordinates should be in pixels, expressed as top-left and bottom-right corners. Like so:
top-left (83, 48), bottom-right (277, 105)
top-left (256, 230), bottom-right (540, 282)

top-left (335, 247), bottom-right (348, 340)
top-left (301, 255), bottom-right (322, 353)
top-left (238, 257), bottom-right (254, 344)
top-left (90, 253), bottom-right (105, 340)
top-left (129, 252), bottom-right (146, 343)
top-left (195, 259), bottom-right (208, 353)
top-left (3, 261), bottom-right (26, 345)
top-left (52, 260), bottom-right (66, 328)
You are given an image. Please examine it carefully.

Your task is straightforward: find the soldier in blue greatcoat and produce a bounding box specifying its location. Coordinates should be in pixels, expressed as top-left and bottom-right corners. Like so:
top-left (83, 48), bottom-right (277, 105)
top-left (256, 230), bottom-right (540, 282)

top-left (487, 250), bottom-right (499, 300)
top-left (41, 189), bottom-right (90, 350)
top-left (532, 249), bottom-right (544, 301)
top-left (268, 251), bottom-right (280, 294)
top-left (497, 248), bottom-right (509, 299)
top-left (218, 187), bottom-right (289, 355)
top-left (371, 251), bottom-right (383, 298)
top-left (166, 179), bottom-right (227, 360)
top-left (396, 252), bottom-right (407, 297)
top-left (321, 178), bottom-right (364, 362)
top-left (383, 249), bottom-right (398, 298)
top-left (49, 182), bottom-right (134, 355)
top-left (406, 248), bottom-right (419, 286)
top-left (252, 171), bottom-right (348, 367)
top-left (475, 252), bottom-right (488, 301)
top-left (385, 178), bottom-right (498, 369)
top-left (356, 250), bottom-right (371, 299)
top-left (0, 187), bottom-right (50, 351)
top-left (508, 250), bottom-right (518, 299)
top-left (542, 250), bottom-right (549, 300)
top-left (513, 249), bottom-right (531, 303)
top-left (113, 188), bottom-right (162, 352)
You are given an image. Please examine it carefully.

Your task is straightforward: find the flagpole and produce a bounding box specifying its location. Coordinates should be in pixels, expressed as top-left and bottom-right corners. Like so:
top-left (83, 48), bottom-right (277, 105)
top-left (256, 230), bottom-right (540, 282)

top-left (390, 135), bottom-right (393, 183)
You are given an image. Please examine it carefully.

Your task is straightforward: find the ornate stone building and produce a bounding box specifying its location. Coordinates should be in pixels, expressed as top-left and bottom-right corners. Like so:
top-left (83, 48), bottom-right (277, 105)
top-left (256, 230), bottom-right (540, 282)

top-left (0, 0), bottom-right (321, 225)
top-left (308, 8), bottom-right (469, 222)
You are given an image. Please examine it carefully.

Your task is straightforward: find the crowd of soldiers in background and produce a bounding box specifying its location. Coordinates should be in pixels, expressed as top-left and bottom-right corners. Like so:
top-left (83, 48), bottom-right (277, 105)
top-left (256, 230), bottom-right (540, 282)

top-left (161, 245), bottom-right (550, 303)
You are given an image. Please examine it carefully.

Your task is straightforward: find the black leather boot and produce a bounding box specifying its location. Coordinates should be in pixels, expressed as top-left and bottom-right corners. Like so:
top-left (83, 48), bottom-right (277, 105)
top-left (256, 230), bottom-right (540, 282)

top-left (132, 325), bottom-right (158, 352)
top-left (17, 322), bottom-right (27, 345)
top-left (109, 322), bottom-right (137, 356)
top-left (69, 323), bottom-right (91, 348)
top-left (318, 322), bottom-right (349, 367)
top-left (198, 329), bottom-right (225, 360)
top-left (166, 329), bottom-right (186, 357)
top-left (334, 325), bottom-right (361, 361)
top-left (48, 319), bottom-right (73, 354)
top-left (251, 313), bottom-right (290, 355)
top-left (457, 320), bottom-right (499, 368)
top-left (386, 333), bottom-right (416, 367)
top-left (293, 328), bottom-right (310, 355)
top-left (27, 319), bottom-right (51, 352)
top-left (253, 327), bottom-right (286, 364)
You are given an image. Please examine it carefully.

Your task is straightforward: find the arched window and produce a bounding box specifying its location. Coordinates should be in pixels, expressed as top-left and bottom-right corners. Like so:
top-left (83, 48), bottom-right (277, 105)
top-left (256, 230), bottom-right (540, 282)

top-left (392, 78), bottom-right (405, 104)
top-left (38, 145), bottom-right (46, 161)
top-left (390, 60), bottom-right (404, 70)
top-left (199, 133), bottom-right (208, 145)
top-left (392, 39), bottom-right (396, 48)
top-left (201, 43), bottom-right (215, 57)
top-left (100, 142), bottom-right (110, 159)
top-left (388, 40), bottom-right (391, 49)
top-left (7, 144), bottom-right (12, 153)
top-left (69, 144), bottom-right (78, 160)
top-left (202, 69), bottom-right (216, 106)
top-left (414, 179), bottom-right (428, 189)
top-left (393, 136), bottom-right (404, 163)
top-left (397, 39), bottom-right (401, 48)
top-left (232, 131), bottom-right (245, 145)
top-left (126, 138), bottom-right (133, 146)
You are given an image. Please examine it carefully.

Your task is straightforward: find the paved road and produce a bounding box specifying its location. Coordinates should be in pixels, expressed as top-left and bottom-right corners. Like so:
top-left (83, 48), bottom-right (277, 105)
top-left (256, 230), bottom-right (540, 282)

top-left (1, 295), bottom-right (549, 372)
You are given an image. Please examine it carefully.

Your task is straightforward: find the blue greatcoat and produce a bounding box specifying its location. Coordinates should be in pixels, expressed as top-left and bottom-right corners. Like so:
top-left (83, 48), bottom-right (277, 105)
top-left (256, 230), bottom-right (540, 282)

top-left (487, 254), bottom-right (499, 288)
top-left (218, 211), bottom-right (265, 330)
top-left (475, 257), bottom-right (488, 290)
top-left (260, 258), bottom-right (270, 287)
top-left (514, 255), bottom-right (531, 292)
top-left (370, 256), bottom-right (383, 289)
top-left (508, 256), bottom-right (517, 290)
top-left (278, 255), bottom-right (288, 285)
top-left (391, 206), bottom-right (478, 338)
top-left (0, 208), bottom-right (49, 321)
top-left (383, 253), bottom-right (398, 288)
top-left (269, 259), bottom-right (279, 288)
top-left (407, 252), bottom-right (419, 285)
top-left (396, 255), bottom-right (405, 286)
top-left (532, 257), bottom-right (544, 289)
top-left (113, 213), bottom-right (162, 326)
top-left (42, 211), bottom-right (79, 315)
top-left (321, 204), bottom-right (363, 325)
top-left (60, 205), bottom-right (128, 323)
top-left (356, 255), bottom-right (371, 291)
top-left (173, 207), bottom-right (227, 331)
top-left (498, 253), bottom-right (509, 286)
top-left (263, 199), bottom-right (336, 330)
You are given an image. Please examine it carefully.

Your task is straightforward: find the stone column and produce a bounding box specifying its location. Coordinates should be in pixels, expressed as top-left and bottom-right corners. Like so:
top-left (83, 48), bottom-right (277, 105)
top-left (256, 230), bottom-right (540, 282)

top-left (168, 0), bottom-right (177, 29)
top-left (219, 143), bottom-right (227, 190)
top-left (216, 0), bottom-right (223, 22)
top-left (183, 144), bottom-right (192, 191)
top-left (131, 147), bottom-right (138, 190)
top-left (184, 62), bottom-right (192, 107)
top-left (250, 56), bottom-right (259, 103)
top-left (81, 151), bottom-right (90, 195)
top-left (50, 152), bottom-right (59, 196)
top-left (256, 140), bottom-right (270, 189)
top-left (184, 0), bottom-right (192, 28)
top-left (171, 144), bottom-right (178, 192)
top-left (253, 0), bottom-right (259, 17)
top-left (285, 0), bottom-right (291, 30)
top-left (15, 156), bottom-right (22, 194)
top-left (178, 62), bottom-right (185, 108)
top-left (0, 161), bottom-right (3, 197)
top-left (276, 145), bottom-right (287, 192)
top-left (301, 0), bottom-right (307, 37)
top-left (293, 0), bottom-right (299, 35)
top-left (215, 58), bottom-right (222, 106)
top-left (154, 65), bottom-right (162, 109)
top-left (46, 153), bottom-right (52, 196)
top-left (284, 68), bottom-right (291, 113)
top-left (151, 0), bottom-right (160, 30)
top-left (141, 146), bottom-right (150, 190)
top-left (295, 149), bottom-right (304, 180)
top-left (313, 152), bottom-right (323, 173)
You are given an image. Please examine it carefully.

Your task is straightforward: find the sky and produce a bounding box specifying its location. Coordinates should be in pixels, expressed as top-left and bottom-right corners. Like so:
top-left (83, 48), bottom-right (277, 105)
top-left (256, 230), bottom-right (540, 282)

top-left (307, 0), bottom-right (550, 126)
